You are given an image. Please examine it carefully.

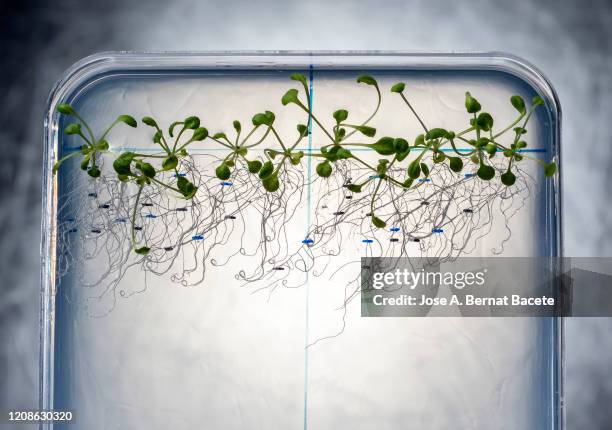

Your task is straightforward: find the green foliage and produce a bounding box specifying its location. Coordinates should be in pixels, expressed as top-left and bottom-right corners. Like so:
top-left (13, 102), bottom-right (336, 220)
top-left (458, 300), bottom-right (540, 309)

top-left (501, 170), bottom-right (516, 186)
top-left (346, 183), bottom-right (363, 193)
top-left (192, 127), bottom-right (209, 141)
top-left (408, 159), bottom-right (421, 179)
top-left (142, 116), bottom-right (158, 127)
top-left (370, 137), bottom-right (396, 155)
top-left (464, 92), bottom-right (481, 113)
top-left (357, 75), bottom-right (377, 86)
top-left (134, 246), bottom-right (151, 255)
top-left (391, 82), bottom-right (405, 93)
top-left (281, 89), bottom-right (300, 106)
top-left (216, 163), bottom-right (231, 180)
top-left (117, 115), bottom-right (137, 128)
top-left (247, 159), bottom-right (263, 173)
top-left (316, 161), bottom-right (333, 178)
top-left (262, 173), bottom-right (280, 192)
top-left (57, 104), bottom-right (75, 115)
top-left (333, 109), bottom-right (348, 123)
top-left (476, 113), bottom-right (494, 131)
top-left (371, 216), bottom-right (386, 228)
top-left (56, 75), bottom-right (556, 255)
top-left (544, 162), bottom-right (557, 177)
top-left (477, 164), bottom-right (495, 181)
top-left (259, 161), bottom-right (274, 179)
top-left (510, 96), bottom-right (526, 114)
top-left (449, 157), bottom-right (463, 173)
top-left (162, 155), bottom-right (178, 171)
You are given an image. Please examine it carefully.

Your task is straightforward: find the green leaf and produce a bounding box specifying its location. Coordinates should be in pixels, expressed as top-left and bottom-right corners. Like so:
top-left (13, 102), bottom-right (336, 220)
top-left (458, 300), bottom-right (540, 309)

top-left (213, 132), bottom-right (227, 140)
top-left (336, 148), bottom-right (352, 160)
top-left (237, 147), bottom-right (247, 156)
top-left (346, 184), bottom-right (363, 193)
top-left (421, 163), bottom-right (430, 177)
top-left (264, 111), bottom-right (275, 125)
top-left (408, 159), bottom-right (421, 179)
top-left (113, 152), bottom-right (134, 175)
top-left (135, 246), bottom-right (150, 255)
top-left (357, 75), bottom-right (377, 86)
top-left (64, 123), bottom-right (82, 135)
top-left (433, 152), bottom-right (446, 163)
top-left (290, 151), bottom-right (305, 165)
top-left (259, 161), bottom-right (274, 179)
top-left (291, 73), bottom-right (307, 86)
top-left (414, 134), bottom-right (425, 146)
top-left (297, 124), bottom-right (308, 137)
top-left (425, 128), bottom-right (447, 140)
top-left (333, 109), bottom-right (348, 123)
top-left (80, 156), bottom-right (90, 171)
top-left (316, 161), bottom-right (333, 178)
top-left (247, 159), bottom-right (263, 173)
top-left (153, 131), bottom-right (162, 144)
top-left (402, 178), bottom-right (414, 188)
top-left (532, 96), bottom-right (545, 106)
top-left (57, 104), bottom-right (75, 115)
top-left (87, 166), bottom-right (101, 178)
top-left (476, 113), bottom-right (494, 131)
top-left (176, 177), bottom-right (197, 199)
top-left (215, 163), bottom-right (231, 180)
top-left (184, 116), bottom-right (200, 129)
top-left (372, 216), bottom-right (386, 229)
top-left (347, 125), bottom-right (374, 137)
top-left (281, 89), bottom-right (300, 106)
top-left (139, 162), bottom-right (156, 178)
top-left (162, 155), bottom-right (178, 171)
top-left (449, 157), bottom-right (463, 173)
top-left (117, 115), bottom-right (137, 128)
top-left (391, 82), bottom-right (405, 93)
top-left (501, 170), bottom-right (516, 186)
top-left (370, 137), bottom-right (396, 155)
top-left (485, 143), bottom-right (497, 155)
top-left (142, 117), bottom-right (158, 127)
top-left (169, 121), bottom-right (183, 137)
top-left (544, 162), bottom-right (557, 177)
top-left (393, 138), bottom-right (409, 153)
top-left (510, 96), bottom-right (526, 115)
top-left (252, 113), bottom-right (268, 126)
top-left (97, 140), bottom-right (109, 151)
top-left (477, 164), bottom-right (495, 180)
top-left (191, 127), bottom-right (209, 141)
top-left (516, 141), bottom-right (527, 149)
top-left (514, 127), bottom-right (526, 135)
top-left (470, 154), bottom-right (480, 164)
top-left (233, 120), bottom-right (241, 133)
top-left (262, 173), bottom-right (280, 192)
top-left (465, 92), bottom-right (482, 113)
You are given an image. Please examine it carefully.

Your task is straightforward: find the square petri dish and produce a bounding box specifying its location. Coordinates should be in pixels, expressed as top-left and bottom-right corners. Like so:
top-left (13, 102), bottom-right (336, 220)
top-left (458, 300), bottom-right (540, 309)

top-left (41, 52), bottom-right (562, 430)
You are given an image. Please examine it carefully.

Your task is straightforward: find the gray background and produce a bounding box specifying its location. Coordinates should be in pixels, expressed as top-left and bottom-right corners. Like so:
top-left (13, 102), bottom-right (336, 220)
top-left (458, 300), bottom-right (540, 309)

top-left (0, 0), bottom-right (610, 428)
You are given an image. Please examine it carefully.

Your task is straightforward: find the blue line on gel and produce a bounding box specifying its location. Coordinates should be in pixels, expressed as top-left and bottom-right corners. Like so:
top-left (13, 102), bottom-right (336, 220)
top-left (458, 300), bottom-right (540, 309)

top-left (432, 228), bottom-right (444, 233)
top-left (362, 239), bottom-right (374, 243)
top-left (390, 227), bottom-right (400, 232)
top-left (192, 235), bottom-right (204, 241)
top-left (302, 239), bottom-right (314, 244)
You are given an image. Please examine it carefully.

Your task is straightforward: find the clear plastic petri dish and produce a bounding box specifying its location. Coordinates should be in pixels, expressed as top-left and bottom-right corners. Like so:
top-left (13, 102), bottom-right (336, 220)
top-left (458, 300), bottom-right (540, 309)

top-left (41, 52), bottom-right (562, 430)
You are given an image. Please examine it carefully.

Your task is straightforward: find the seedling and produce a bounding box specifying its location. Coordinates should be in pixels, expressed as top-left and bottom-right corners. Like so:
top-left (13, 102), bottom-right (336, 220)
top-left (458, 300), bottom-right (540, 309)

top-left (55, 74), bottom-right (556, 254)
